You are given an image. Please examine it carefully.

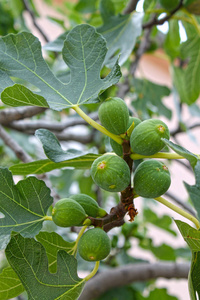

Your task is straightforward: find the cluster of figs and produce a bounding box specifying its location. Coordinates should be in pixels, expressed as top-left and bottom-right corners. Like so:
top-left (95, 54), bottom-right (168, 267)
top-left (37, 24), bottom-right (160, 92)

top-left (51, 97), bottom-right (171, 262)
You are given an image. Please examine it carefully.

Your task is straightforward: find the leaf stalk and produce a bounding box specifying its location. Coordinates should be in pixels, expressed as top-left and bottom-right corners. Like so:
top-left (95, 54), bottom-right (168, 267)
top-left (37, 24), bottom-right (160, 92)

top-left (72, 105), bottom-right (123, 144)
top-left (154, 196), bottom-right (200, 229)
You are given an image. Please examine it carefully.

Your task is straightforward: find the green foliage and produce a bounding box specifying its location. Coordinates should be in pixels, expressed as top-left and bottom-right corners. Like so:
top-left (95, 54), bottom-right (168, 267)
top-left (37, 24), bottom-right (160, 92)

top-left (175, 221), bottom-right (200, 299)
top-left (5, 233), bottom-right (85, 300)
top-left (158, 0), bottom-right (179, 11)
top-left (173, 36), bottom-right (200, 104)
top-left (131, 78), bottom-right (171, 119)
top-left (9, 154), bottom-right (100, 175)
top-left (0, 167), bottom-right (53, 250)
top-left (0, 267), bottom-right (24, 300)
top-left (36, 231), bottom-right (76, 273)
top-left (0, 25), bottom-right (121, 110)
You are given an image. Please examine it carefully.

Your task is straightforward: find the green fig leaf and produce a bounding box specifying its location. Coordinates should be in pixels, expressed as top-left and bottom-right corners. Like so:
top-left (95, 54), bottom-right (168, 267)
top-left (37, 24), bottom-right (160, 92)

top-left (9, 154), bottom-right (100, 175)
top-left (5, 234), bottom-right (85, 300)
top-left (97, 0), bottom-right (143, 66)
top-left (35, 129), bottom-right (96, 162)
top-left (0, 168), bottom-right (53, 249)
top-left (131, 78), bottom-right (171, 119)
top-left (44, 0), bottom-right (143, 67)
top-left (0, 24), bottom-right (121, 110)
top-left (184, 160), bottom-right (200, 221)
top-left (175, 220), bottom-right (200, 300)
top-left (161, 139), bottom-right (198, 168)
top-left (0, 267), bottom-right (24, 300)
top-left (36, 231), bottom-right (76, 273)
top-left (174, 36), bottom-right (200, 104)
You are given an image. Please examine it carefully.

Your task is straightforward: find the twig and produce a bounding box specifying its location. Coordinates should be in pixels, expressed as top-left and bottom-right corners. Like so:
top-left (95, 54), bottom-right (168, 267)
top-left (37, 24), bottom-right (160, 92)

top-left (4, 112), bottom-right (98, 131)
top-left (123, 0), bottom-right (140, 14)
top-left (0, 107), bottom-right (46, 124)
top-left (142, 0), bottom-right (184, 29)
top-left (0, 124), bottom-right (32, 163)
top-left (78, 262), bottom-right (190, 300)
top-left (22, 0), bottom-right (49, 42)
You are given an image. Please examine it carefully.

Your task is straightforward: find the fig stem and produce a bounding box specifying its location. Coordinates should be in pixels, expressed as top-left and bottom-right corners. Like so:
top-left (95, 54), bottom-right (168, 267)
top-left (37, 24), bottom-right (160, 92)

top-left (71, 225), bottom-right (88, 256)
top-left (130, 152), bottom-right (197, 160)
top-left (44, 216), bottom-right (52, 221)
top-left (72, 105), bottom-right (123, 144)
top-left (84, 261), bottom-right (100, 281)
top-left (154, 196), bottom-right (200, 229)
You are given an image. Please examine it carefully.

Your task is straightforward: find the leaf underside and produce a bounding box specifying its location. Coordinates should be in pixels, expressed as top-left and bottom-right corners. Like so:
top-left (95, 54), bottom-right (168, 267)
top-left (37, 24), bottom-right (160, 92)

top-left (0, 24), bottom-right (121, 110)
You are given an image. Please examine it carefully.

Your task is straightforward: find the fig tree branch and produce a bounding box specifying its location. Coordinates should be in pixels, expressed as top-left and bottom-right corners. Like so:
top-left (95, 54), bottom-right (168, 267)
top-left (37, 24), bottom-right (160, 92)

top-left (0, 107), bottom-right (46, 124)
top-left (0, 124), bottom-right (32, 163)
top-left (123, 0), bottom-right (140, 14)
top-left (78, 262), bottom-right (190, 300)
top-left (22, 0), bottom-right (49, 42)
top-left (1, 111), bottom-right (98, 128)
top-left (142, 0), bottom-right (184, 29)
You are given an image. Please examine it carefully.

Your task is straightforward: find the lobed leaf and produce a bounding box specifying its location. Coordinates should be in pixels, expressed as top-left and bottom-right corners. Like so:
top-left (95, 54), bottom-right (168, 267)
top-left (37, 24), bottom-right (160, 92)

top-left (97, 0), bottom-right (143, 66)
top-left (44, 0), bottom-right (143, 67)
top-left (5, 234), bottom-right (85, 300)
top-left (184, 160), bottom-right (200, 221)
top-left (0, 167), bottom-right (53, 249)
top-left (36, 231), bottom-right (76, 273)
top-left (131, 78), bottom-right (171, 119)
top-left (0, 24), bottom-right (121, 110)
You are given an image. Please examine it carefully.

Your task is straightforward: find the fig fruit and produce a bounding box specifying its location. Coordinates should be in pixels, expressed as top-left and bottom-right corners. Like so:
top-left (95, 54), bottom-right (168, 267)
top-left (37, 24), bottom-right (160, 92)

top-left (130, 119), bottom-right (170, 156)
top-left (52, 198), bottom-right (87, 227)
top-left (98, 97), bottom-right (129, 135)
top-left (133, 160), bottom-right (171, 198)
top-left (91, 154), bottom-right (130, 192)
top-left (110, 117), bottom-right (142, 156)
top-left (127, 117), bottom-right (142, 130)
top-left (70, 193), bottom-right (107, 217)
top-left (78, 227), bottom-right (111, 261)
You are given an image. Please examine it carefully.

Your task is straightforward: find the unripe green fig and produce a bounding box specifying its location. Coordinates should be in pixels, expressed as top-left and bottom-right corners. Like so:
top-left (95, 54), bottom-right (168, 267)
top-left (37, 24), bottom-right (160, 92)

top-left (159, 0), bottom-right (179, 11)
top-left (133, 160), bottom-right (171, 198)
top-left (91, 154), bottom-right (130, 192)
top-left (98, 97), bottom-right (129, 135)
top-left (130, 119), bottom-right (170, 156)
top-left (110, 117), bottom-right (142, 156)
top-left (127, 117), bottom-right (142, 130)
top-left (69, 193), bottom-right (107, 218)
top-left (78, 228), bottom-right (111, 261)
top-left (110, 138), bottom-right (123, 156)
top-left (52, 198), bottom-right (87, 227)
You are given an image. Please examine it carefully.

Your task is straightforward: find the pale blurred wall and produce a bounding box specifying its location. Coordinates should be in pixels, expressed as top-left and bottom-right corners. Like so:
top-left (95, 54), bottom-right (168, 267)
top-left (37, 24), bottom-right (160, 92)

top-left (24, 1), bottom-right (200, 299)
